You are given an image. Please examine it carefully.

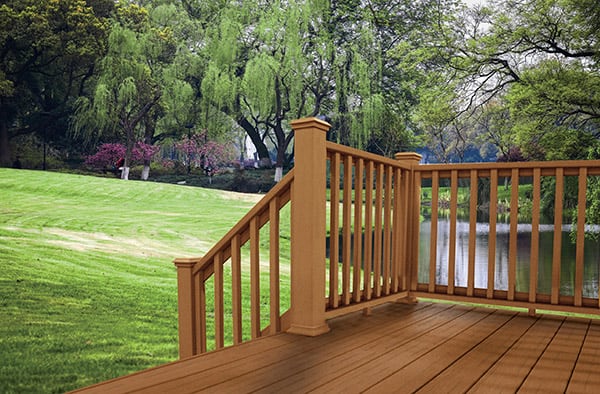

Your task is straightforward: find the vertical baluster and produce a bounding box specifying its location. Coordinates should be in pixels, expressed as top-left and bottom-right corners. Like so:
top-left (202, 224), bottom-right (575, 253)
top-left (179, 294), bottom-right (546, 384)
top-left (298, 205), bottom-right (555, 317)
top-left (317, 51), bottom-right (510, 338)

top-left (374, 163), bottom-right (384, 297)
top-left (342, 155), bottom-right (353, 305)
top-left (231, 235), bottom-right (242, 344)
top-left (429, 171), bottom-right (439, 293)
top-left (269, 198), bottom-right (281, 333)
top-left (250, 217), bottom-right (261, 338)
top-left (214, 252), bottom-right (224, 349)
top-left (487, 169), bottom-right (498, 299)
top-left (353, 159), bottom-right (364, 302)
top-left (508, 168), bottom-right (519, 301)
top-left (467, 170), bottom-right (478, 297)
top-left (364, 161), bottom-right (374, 300)
top-left (552, 168), bottom-right (564, 305)
top-left (392, 168), bottom-right (402, 293)
top-left (529, 168), bottom-right (541, 306)
top-left (196, 272), bottom-right (206, 354)
top-left (383, 166), bottom-right (393, 295)
top-left (410, 170), bottom-right (422, 291)
top-left (329, 153), bottom-right (341, 308)
top-left (447, 170), bottom-right (458, 295)
top-left (575, 168), bottom-right (587, 307)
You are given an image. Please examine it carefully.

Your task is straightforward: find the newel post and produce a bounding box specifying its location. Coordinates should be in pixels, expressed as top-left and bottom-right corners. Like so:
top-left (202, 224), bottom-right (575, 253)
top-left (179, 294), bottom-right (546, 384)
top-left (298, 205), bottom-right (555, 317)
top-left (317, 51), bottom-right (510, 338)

top-left (287, 117), bottom-right (331, 336)
top-left (395, 152), bottom-right (422, 294)
top-left (173, 258), bottom-right (196, 359)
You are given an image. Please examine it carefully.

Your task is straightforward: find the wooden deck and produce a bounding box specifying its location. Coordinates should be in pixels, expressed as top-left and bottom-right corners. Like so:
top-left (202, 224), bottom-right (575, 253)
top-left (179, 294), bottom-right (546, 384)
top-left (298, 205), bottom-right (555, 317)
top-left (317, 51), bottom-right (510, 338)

top-left (74, 301), bottom-right (600, 393)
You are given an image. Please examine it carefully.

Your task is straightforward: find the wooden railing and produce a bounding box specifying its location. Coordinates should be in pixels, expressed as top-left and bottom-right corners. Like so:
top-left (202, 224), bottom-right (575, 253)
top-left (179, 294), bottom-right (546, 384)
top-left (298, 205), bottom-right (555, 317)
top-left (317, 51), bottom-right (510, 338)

top-left (173, 171), bottom-right (294, 358)
top-left (324, 144), bottom-right (421, 318)
top-left (413, 161), bottom-right (600, 316)
top-left (174, 117), bottom-right (600, 359)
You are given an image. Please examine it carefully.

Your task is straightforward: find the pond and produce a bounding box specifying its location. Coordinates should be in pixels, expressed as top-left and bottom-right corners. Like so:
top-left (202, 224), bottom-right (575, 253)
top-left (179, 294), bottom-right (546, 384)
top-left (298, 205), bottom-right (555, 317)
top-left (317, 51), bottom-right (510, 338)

top-left (418, 218), bottom-right (600, 298)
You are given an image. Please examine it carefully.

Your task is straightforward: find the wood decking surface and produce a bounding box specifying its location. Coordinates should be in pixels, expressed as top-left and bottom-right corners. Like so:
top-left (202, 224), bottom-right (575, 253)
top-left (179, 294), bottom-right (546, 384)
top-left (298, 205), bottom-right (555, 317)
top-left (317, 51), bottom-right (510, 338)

top-left (74, 301), bottom-right (600, 393)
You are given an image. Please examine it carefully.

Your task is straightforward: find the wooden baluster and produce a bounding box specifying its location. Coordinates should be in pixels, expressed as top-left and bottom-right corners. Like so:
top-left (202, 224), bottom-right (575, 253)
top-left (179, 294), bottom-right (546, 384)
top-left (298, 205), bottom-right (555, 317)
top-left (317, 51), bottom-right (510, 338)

top-left (575, 168), bottom-right (587, 307)
top-left (214, 252), bottom-right (224, 349)
top-left (508, 168), bottom-right (519, 301)
top-left (447, 170), bottom-right (458, 295)
top-left (383, 166), bottom-right (393, 295)
top-left (250, 217), bottom-right (261, 338)
top-left (529, 168), bottom-right (541, 309)
top-left (410, 170), bottom-right (422, 292)
top-left (429, 171), bottom-right (439, 294)
top-left (551, 168), bottom-right (564, 305)
top-left (196, 272), bottom-right (206, 354)
top-left (487, 170), bottom-right (498, 299)
top-left (467, 170), bottom-right (478, 297)
top-left (353, 158), bottom-right (364, 302)
top-left (392, 168), bottom-right (402, 293)
top-left (329, 153), bottom-right (341, 308)
top-left (231, 235), bottom-right (242, 344)
top-left (342, 155), bottom-right (353, 305)
top-left (364, 161), bottom-right (374, 300)
top-left (374, 164), bottom-right (384, 297)
top-left (269, 198), bottom-right (281, 334)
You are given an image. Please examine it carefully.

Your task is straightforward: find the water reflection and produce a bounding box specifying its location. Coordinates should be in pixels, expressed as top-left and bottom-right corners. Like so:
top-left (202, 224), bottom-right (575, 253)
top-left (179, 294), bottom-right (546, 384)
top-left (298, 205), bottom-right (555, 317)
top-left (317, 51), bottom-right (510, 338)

top-left (419, 219), bottom-right (600, 298)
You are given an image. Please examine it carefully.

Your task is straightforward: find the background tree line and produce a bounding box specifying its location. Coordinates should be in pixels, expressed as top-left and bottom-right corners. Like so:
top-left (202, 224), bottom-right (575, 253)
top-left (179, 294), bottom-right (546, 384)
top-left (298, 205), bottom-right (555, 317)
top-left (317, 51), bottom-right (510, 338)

top-left (1, 0), bottom-right (599, 181)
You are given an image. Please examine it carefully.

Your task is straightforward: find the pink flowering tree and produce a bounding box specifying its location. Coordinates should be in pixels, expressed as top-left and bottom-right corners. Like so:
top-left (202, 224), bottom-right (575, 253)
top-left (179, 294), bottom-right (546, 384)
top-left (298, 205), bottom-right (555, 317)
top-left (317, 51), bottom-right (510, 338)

top-left (84, 143), bottom-right (126, 170)
top-left (85, 142), bottom-right (160, 179)
top-left (134, 142), bottom-right (161, 180)
top-left (174, 130), bottom-right (235, 183)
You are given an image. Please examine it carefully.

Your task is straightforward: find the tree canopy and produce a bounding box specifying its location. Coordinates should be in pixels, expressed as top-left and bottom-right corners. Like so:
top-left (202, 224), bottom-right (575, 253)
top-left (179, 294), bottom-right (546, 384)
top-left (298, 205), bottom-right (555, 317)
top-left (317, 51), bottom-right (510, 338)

top-left (2, 0), bottom-right (600, 178)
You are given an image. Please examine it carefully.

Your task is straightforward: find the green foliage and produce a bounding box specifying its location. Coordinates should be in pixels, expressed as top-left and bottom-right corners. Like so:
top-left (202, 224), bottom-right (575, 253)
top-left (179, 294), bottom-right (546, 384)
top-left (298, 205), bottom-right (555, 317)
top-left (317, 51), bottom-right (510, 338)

top-left (443, 0), bottom-right (600, 163)
top-left (0, 0), bottom-right (110, 165)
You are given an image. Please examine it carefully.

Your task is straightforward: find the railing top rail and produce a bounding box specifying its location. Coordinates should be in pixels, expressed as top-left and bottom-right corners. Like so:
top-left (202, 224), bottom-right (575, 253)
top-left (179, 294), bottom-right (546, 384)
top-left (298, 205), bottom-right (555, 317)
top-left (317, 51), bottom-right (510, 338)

top-left (326, 142), bottom-right (413, 170)
top-left (173, 169), bottom-right (294, 275)
top-left (417, 159), bottom-right (600, 177)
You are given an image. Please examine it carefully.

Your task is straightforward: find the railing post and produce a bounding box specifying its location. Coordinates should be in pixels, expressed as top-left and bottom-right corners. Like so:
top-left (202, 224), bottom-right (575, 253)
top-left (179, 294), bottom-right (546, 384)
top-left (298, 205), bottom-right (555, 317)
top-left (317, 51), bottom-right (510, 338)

top-left (395, 152), bottom-right (422, 297)
top-left (288, 117), bottom-right (331, 336)
top-left (173, 258), bottom-right (196, 358)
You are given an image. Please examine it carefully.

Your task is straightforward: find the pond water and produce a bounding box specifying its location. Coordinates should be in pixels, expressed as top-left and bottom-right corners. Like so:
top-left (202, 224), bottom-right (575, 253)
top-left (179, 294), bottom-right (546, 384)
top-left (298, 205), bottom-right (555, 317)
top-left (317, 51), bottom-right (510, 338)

top-left (418, 218), bottom-right (600, 298)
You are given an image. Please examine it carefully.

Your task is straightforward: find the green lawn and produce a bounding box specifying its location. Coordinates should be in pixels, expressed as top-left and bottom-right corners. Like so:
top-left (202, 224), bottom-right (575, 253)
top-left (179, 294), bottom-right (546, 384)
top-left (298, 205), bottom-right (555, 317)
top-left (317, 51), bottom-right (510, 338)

top-left (0, 168), bottom-right (261, 393)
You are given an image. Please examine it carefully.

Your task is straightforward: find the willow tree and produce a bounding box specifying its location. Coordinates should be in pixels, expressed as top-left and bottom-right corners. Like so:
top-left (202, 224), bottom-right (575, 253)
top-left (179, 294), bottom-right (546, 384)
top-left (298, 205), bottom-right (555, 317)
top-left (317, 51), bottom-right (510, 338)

top-left (199, 1), bottom-right (334, 181)
top-left (324, 0), bottom-right (462, 154)
top-left (71, 3), bottom-right (174, 180)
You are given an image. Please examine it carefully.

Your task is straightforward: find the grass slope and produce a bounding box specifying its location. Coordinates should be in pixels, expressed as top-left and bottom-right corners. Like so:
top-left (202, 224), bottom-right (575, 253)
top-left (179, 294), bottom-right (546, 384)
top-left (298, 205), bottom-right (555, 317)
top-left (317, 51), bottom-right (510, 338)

top-left (0, 169), bottom-right (259, 393)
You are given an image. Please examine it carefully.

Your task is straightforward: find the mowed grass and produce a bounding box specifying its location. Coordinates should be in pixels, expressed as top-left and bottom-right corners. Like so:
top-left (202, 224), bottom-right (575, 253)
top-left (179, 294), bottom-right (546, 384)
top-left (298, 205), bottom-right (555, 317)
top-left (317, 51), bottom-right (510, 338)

top-left (0, 168), bottom-right (261, 393)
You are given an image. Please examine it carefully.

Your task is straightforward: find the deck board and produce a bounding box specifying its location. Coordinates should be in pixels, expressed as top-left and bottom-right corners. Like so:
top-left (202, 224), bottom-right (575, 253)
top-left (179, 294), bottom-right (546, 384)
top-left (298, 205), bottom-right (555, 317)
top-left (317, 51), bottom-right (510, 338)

top-left (467, 315), bottom-right (563, 393)
top-left (519, 317), bottom-right (588, 393)
top-left (567, 322), bottom-right (600, 392)
top-left (417, 311), bottom-right (537, 394)
top-left (73, 302), bottom-right (600, 394)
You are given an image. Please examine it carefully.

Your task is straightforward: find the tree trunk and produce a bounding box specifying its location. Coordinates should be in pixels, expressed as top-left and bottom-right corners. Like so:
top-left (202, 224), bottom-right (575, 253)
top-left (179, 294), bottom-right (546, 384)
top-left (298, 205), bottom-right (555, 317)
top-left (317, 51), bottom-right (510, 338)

top-left (141, 163), bottom-right (150, 180)
top-left (122, 125), bottom-right (134, 180)
top-left (274, 166), bottom-right (283, 182)
top-left (0, 110), bottom-right (11, 167)
top-left (237, 116), bottom-right (271, 167)
top-left (121, 166), bottom-right (130, 180)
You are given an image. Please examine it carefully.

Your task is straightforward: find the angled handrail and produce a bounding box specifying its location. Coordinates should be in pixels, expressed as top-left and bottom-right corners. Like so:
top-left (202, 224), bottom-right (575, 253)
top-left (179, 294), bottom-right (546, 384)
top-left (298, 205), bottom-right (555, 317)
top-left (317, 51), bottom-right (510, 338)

top-left (174, 170), bottom-right (294, 358)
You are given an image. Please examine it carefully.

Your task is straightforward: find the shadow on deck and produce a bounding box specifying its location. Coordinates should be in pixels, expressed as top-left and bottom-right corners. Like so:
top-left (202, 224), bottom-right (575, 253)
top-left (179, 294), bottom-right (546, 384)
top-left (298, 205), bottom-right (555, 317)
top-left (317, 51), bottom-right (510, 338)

top-left (74, 301), bottom-right (600, 393)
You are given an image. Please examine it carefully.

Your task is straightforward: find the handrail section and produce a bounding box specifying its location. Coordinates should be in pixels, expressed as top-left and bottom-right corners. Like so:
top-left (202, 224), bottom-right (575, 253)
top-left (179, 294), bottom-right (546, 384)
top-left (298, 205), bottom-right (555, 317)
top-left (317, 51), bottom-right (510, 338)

top-left (173, 117), bottom-right (600, 359)
top-left (414, 160), bottom-right (600, 316)
top-left (173, 170), bottom-right (294, 358)
top-left (324, 142), bottom-right (418, 318)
